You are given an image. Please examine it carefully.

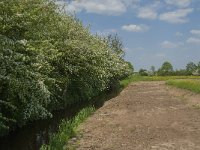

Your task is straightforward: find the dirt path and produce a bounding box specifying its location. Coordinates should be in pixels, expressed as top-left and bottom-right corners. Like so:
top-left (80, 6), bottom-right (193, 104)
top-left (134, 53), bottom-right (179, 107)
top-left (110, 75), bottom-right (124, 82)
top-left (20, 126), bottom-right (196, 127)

top-left (75, 81), bottom-right (200, 150)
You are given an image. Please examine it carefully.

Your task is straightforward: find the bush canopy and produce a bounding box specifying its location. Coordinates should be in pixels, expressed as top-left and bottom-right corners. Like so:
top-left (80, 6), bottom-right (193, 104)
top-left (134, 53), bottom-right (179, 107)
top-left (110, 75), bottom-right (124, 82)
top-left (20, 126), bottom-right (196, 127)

top-left (0, 0), bottom-right (133, 136)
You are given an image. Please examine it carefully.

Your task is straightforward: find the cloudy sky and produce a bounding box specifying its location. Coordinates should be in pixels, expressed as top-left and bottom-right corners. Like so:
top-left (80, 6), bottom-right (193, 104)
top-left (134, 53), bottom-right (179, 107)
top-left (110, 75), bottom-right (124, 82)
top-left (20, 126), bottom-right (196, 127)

top-left (58, 0), bottom-right (200, 71)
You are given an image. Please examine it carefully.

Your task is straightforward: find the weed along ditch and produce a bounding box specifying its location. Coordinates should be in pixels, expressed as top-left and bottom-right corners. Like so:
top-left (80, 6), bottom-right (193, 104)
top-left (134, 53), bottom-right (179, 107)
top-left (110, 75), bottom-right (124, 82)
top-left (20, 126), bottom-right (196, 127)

top-left (0, 87), bottom-right (121, 150)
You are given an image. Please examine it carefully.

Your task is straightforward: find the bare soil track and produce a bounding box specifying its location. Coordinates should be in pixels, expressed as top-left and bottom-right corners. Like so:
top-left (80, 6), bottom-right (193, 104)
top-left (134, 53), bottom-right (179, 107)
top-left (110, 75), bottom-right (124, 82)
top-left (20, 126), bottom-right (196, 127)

top-left (75, 81), bottom-right (200, 150)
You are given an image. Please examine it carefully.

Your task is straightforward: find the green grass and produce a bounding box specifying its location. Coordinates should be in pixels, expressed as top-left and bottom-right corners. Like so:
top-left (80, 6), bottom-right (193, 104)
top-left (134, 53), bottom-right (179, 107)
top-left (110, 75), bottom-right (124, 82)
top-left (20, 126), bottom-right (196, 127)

top-left (120, 75), bottom-right (200, 88)
top-left (166, 79), bottom-right (200, 93)
top-left (40, 107), bottom-right (95, 150)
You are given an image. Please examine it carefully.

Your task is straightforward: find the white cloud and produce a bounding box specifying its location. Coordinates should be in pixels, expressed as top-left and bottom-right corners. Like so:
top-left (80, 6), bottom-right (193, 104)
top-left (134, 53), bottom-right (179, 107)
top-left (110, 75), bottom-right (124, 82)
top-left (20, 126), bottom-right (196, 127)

top-left (175, 32), bottom-right (183, 36)
top-left (187, 37), bottom-right (200, 45)
top-left (58, 0), bottom-right (139, 15)
top-left (56, 1), bottom-right (80, 13)
top-left (121, 0), bottom-right (140, 7)
top-left (161, 41), bottom-right (184, 48)
top-left (165, 0), bottom-right (192, 8)
top-left (190, 30), bottom-right (200, 36)
top-left (159, 8), bottom-right (193, 23)
top-left (136, 1), bottom-right (161, 20)
top-left (121, 24), bottom-right (149, 32)
top-left (137, 7), bottom-right (158, 20)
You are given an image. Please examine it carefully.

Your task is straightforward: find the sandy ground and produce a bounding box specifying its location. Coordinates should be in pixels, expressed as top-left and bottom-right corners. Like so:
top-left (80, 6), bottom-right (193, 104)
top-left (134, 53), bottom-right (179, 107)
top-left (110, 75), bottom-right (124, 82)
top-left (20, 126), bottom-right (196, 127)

top-left (70, 81), bottom-right (200, 150)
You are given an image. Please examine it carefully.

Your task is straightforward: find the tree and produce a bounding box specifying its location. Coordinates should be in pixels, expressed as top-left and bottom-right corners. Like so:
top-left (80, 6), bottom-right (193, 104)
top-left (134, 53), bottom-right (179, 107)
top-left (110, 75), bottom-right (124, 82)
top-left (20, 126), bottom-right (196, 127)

top-left (197, 62), bottom-right (200, 75)
top-left (150, 66), bottom-right (156, 76)
top-left (0, 0), bottom-right (133, 136)
top-left (186, 62), bottom-right (197, 75)
top-left (139, 69), bottom-right (148, 76)
top-left (173, 69), bottom-right (189, 76)
top-left (105, 34), bottom-right (125, 58)
top-left (157, 61), bottom-right (173, 76)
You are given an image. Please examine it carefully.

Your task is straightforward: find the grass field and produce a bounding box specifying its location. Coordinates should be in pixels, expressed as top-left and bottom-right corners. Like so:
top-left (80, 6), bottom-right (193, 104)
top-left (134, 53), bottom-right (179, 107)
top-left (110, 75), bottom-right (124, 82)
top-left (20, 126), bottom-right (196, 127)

top-left (120, 75), bottom-right (200, 88)
top-left (166, 79), bottom-right (200, 93)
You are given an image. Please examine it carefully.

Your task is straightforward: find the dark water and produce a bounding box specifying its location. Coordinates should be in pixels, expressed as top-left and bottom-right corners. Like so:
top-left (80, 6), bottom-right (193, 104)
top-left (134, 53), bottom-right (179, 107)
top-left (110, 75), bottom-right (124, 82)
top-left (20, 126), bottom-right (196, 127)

top-left (0, 89), bottom-right (120, 150)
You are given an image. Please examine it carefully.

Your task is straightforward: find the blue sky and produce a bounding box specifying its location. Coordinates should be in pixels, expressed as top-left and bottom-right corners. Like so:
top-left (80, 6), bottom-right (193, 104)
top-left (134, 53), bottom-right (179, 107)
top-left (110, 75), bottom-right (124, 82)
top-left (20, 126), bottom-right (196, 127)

top-left (58, 0), bottom-right (200, 71)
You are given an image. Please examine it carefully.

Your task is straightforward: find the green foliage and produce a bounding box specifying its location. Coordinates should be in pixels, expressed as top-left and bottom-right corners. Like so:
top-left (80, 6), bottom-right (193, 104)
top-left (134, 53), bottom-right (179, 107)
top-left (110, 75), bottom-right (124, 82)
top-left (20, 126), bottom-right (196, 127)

top-left (0, 0), bottom-right (132, 136)
top-left (154, 61), bottom-right (200, 76)
top-left (105, 34), bottom-right (125, 58)
top-left (40, 107), bottom-right (95, 150)
top-left (173, 69), bottom-right (191, 76)
top-left (166, 79), bottom-right (200, 93)
top-left (186, 62), bottom-right (197, 75)
top-left (139, 69), bottom-right (148, 76)
top-left (197, 62), bottom-right (200, 74)
top-left (149, 66), bottom-right (156, 76)
top-left (157, 61), bottom-right (173, 76)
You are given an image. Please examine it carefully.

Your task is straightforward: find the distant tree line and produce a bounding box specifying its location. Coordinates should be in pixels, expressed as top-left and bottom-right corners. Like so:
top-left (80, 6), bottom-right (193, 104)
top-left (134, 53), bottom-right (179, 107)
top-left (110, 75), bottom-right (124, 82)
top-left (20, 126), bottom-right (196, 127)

top-left (139, 61), bottom-right (200, 76)
top-left (0, 0), bottom-right (133, 136)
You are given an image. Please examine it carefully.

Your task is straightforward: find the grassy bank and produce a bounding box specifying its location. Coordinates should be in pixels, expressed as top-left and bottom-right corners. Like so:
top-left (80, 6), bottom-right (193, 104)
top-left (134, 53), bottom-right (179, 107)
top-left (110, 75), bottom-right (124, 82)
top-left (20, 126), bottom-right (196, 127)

top-left (40, 107), bottom-right (95, 150)
top-left (166, 79), bottom-right (200, 93)
top-left (120, 75), bottom-right (200, 88)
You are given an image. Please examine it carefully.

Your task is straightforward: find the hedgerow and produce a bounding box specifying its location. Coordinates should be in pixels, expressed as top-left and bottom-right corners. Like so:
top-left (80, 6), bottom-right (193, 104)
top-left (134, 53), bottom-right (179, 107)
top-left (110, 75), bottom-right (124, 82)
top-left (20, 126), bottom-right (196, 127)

top-left (0, 0), bottom-right (133, 136)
